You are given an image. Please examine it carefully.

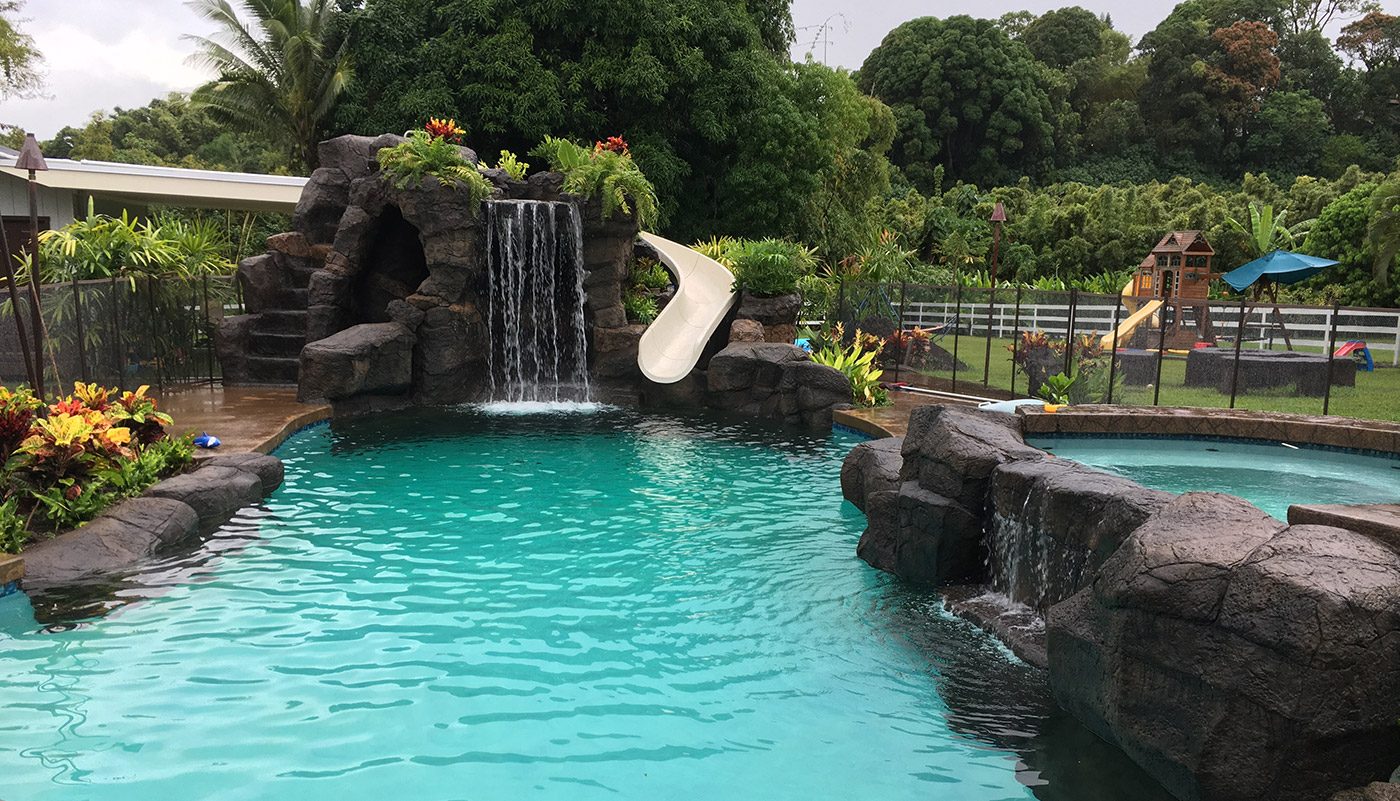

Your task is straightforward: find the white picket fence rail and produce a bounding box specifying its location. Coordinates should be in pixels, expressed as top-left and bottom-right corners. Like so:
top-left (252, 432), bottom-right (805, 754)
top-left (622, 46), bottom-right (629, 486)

top-left (885, 301), bottom-right (1400, 366)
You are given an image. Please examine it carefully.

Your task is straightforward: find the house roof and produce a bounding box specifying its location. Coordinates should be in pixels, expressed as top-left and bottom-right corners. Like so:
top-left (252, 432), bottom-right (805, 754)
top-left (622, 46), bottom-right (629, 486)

top-left (0, 152), bottom-right (308, 213)
top-left (1152, 230), bottom-right (1214, 255)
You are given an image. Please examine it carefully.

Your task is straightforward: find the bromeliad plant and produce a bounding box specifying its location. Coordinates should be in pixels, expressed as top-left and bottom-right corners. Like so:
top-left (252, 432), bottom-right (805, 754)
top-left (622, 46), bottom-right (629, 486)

top-left (810, 324), bottom-right (889, 407)
top-left (531, 136), bottom-right (658, 227)
top-left (0, 382), bottom-right (190, 551)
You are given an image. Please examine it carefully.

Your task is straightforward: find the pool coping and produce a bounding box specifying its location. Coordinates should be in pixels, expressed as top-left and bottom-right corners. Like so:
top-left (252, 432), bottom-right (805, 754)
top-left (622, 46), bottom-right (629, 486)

top-left (1020, 406), bottom-right (1400, 458)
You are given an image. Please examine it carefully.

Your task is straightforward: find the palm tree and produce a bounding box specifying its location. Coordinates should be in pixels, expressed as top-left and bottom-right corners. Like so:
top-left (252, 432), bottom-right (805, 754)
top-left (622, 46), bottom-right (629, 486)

top-left (185, 0), bottom-right (352, 172)
top-left (1368, 180), bottom-right (1400, 286)
top-left (1227, 202), bottom-right (1310, 259)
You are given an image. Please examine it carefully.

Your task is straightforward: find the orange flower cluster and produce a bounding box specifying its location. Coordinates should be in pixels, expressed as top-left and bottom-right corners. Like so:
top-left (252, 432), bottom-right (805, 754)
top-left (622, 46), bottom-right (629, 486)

top-left (594, 136), bottom-right (630, 156)
top-left (424, 117), bottom-right (466, 142)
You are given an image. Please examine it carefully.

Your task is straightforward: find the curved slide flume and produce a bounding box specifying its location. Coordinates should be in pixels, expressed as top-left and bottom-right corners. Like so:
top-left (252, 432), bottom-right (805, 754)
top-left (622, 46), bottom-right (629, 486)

top-left (1099, 281), bottom-right (1163, 350)
top-left (636, 232), bottom-right (738, 384)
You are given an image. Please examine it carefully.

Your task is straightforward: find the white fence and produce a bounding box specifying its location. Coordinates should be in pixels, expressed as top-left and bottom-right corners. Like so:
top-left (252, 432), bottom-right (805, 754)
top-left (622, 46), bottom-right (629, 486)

top-left (892, 300), bottom-right (1400, 366)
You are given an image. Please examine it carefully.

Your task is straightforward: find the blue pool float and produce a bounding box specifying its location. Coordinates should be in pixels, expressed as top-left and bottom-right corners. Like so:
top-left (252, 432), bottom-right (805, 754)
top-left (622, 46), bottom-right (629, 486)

top-left (193, 432), bottom-right (222, 449)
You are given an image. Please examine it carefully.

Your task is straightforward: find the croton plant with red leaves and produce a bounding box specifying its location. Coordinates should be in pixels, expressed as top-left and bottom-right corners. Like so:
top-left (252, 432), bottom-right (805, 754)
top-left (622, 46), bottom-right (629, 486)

top-left (594, 136), bottom-right (630, 156)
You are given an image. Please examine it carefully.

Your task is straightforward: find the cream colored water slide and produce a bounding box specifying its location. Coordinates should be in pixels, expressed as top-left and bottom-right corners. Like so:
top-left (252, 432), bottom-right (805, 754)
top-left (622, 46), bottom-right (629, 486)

top-left (636, 232), bottom-right (738, 384)
top-left (1098, 281), bottom-right (1163, 350)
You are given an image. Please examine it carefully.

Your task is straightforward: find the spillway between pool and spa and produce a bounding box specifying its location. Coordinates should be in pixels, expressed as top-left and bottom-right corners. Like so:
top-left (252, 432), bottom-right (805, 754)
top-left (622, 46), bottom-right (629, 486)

top-left (1026, 435), bottom-right (1400, 520)
top-left (0, 407), bottom-right (1173, 801)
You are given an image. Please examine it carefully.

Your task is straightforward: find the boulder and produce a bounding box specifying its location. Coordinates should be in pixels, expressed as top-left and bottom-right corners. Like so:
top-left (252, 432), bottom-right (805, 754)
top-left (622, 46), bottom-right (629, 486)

top-left (412, 304), bottom-right (487, 404)
top-left (729, 319), bottom-right (765, 343)
top-left (292, 167), bottom-right (353, 245)
top-left (1049, 495), bottom-right (1400, 801)
top-left (706, 342), bottom-right (848, 426)
top-left (856, 482), bottom-right (984, 585)
top-left (736, 292), bottom-right (801, 326)
top-left (145, 467), bottom-right (264, 532)
top-left (841, 437), bottom-right (904, 512)
top-left (214, 314), bottom-right (256, 385)
top-left (299, 322), bottom-right (415, 402)
top-left (200, 453), bottom-right (285, 495)
top-left (317, 134), bottom-right (385, 176)
top-left (266, 231), bottom-right (312, 259)
top-left (1332, 784), bottom-right (1400, 801)
top-left (21, 497), bottom-right (199, 585)
top-left (592, 324), bottom-right (646, 379)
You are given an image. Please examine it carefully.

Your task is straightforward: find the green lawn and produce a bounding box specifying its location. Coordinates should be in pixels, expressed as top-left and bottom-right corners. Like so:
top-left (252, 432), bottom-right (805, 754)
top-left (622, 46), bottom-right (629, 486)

top-left (895, 335), bottom-right (1400, 424)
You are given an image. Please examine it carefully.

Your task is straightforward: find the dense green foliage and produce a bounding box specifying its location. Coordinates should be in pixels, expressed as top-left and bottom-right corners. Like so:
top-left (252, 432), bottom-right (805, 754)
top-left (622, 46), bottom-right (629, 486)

top-left (0, 384), bottom-right (191, 552)
top-left (329, 0), bottom-right (890, 245)
top-left (37, 201), bottom-right (236, 282)
top-left (0, 0), bottom-right (42, 100)
top-left (187, 0), bottom-right (353, 170)
top-left (857, 16), bottom-right (1067, 192)
top-left (40, 94), bottom-right (288, 174)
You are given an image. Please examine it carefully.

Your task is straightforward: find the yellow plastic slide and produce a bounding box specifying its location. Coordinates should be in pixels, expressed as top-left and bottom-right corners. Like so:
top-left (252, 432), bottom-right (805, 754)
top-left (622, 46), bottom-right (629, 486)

top-left (1099, 281), bottom-right (1162, 349)
top-left (635, 232), bottom-right (738, 384)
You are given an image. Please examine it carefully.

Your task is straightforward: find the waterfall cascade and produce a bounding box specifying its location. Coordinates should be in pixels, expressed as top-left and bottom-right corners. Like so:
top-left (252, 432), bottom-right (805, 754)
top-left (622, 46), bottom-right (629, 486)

top-left (484, 200), bottom-right (591, 403)
top-left (985, 498), bottom-right (1093, 614)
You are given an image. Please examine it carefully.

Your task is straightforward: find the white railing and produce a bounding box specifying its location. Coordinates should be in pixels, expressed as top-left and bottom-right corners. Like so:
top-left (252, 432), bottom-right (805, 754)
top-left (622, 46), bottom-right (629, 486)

top-left (891, 301), bottom-right (1400, 365)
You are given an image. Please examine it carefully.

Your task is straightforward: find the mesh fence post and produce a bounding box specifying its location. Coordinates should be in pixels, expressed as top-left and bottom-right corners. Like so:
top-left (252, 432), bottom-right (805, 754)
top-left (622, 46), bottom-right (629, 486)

top-left (110, 277), bottom-right (124, 392)
top-left (1153, 300), bottom-right (1169, 407)
top-left (1106, 297), bottom-right (1122, 405)
top-left (895, 279), bottom-right (908, 383)
top-left (73, 277), bottom-right (89, 383)
top-left (1229, 297), bottom-right (1247, 409)
top-left (1063, 289), bottom-right (1078, 377)
top-left (205, 275), bottom-right (216, 385)
top-left (951, 279), bottom-right (963, 393)
top-left (147, 276), bottom-right (163, 393)
top-left (982, 283), bottom-right (996, 387)
top-left (1324, 302), bottom-right (1340, 416)
top-left (1009, 285), bottom-right (1023, 397)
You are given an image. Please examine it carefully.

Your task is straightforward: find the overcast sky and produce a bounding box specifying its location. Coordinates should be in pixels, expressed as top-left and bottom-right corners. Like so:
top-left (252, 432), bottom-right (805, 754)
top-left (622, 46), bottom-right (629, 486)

top-left (3, 0), bottom-right (1394, 140)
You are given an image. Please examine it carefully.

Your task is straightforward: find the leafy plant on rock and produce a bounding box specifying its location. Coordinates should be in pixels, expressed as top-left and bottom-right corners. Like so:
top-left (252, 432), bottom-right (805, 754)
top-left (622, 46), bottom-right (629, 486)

top-left (729, 239), bottom-right (816, 298)
top-left (623, 290), bottom-right (659, 324)
top-left (377, 130), bottom-right (496, 207)
top-left (531, 136), bottom-right (658, 227)
top-left (811, 327), bottom-right (888, 407)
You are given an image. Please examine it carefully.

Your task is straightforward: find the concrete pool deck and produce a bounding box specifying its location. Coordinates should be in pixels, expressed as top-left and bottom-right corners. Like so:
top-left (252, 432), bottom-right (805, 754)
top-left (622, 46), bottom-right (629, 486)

top-left (157, 385), bottom-right (330, 454)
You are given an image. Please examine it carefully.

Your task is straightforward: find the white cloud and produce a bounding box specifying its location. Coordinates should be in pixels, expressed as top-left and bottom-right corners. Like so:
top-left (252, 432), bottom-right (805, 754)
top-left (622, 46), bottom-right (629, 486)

top-left (2, 0), bottom-right (216, 138)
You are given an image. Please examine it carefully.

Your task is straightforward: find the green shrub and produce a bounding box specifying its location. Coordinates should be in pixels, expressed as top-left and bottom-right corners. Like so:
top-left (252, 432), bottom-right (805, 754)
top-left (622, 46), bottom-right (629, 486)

top-left (378, 131), bottom-right (497, 207)
top-left (693, 236), bottom-right (740, 268)
top-left (810, 330), bottom-right (888, 407)
top-left (494, 150), bottom-right (530, 181)
top-left (624, 290), bottom-right (659, 324)
top-left (729, 239), bottom-right (816, 297)
top-left (0, 497), bottom-right (25, 555)
top-left (631, 258), bottom-right (671, 290)
top-left (531, 136), bottom-right (658, 227)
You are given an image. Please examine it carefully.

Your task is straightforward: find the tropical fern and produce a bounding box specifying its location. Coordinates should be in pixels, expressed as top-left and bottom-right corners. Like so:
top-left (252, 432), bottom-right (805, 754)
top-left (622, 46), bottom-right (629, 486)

top-left (530, 137), bottom-right (659, 227)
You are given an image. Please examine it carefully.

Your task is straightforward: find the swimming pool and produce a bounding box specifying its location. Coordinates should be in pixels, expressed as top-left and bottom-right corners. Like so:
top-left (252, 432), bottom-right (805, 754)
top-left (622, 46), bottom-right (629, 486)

top-left (0, 408), bottom-right (1170, 801)
top-left (1028, 436), bottom-right (1400, 519)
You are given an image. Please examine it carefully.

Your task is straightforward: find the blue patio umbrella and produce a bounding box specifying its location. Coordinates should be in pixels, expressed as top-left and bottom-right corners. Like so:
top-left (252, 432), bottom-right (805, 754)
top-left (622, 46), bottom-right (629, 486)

top-left (1221, 250), bottom-right (1339, 293)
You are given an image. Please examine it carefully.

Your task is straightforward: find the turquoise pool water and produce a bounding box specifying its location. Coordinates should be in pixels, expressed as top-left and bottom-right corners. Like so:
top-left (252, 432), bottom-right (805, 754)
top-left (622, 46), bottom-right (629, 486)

top-left (1028, 436), bottom-right (1400, 519)
top-left (0, 408), bottom-right (1169, 801)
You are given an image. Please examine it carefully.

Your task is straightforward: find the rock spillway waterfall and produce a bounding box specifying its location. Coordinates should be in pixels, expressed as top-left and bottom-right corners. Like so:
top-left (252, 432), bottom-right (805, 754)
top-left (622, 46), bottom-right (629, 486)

top-left (483, 200), bottom-right (591, 403)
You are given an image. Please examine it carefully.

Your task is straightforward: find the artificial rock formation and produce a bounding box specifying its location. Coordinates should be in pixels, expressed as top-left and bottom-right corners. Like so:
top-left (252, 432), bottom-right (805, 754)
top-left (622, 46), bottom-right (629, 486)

top-left (734, 292), bottom-right (801, 345)
top-left (840, 406), bottom-right (1400, 801)
top-left (852, 405), bottom-right (1040, 584)
top-left (220, 134), bottom-right (640, 411)
top-left (705, 342), bottom-right (850, 428)
top-left (23, 454), bottom-right (283, 588)
top-left (1050, 496), bottom-right (1400, 801)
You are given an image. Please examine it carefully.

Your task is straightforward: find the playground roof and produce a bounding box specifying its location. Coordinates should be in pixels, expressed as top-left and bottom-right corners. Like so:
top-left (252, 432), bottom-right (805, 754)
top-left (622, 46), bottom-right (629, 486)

top-left (1222, 250), bottom-right (1340, 292)
top-left (1153, 231), bottom-right (1214, 255)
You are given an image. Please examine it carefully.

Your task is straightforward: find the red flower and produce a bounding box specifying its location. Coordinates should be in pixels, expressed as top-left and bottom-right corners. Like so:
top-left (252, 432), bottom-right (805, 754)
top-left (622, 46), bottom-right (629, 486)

top-left (65, 483), bottom-right (83, 501)
top-left (594, 136), bottom-right (630, 156)
top-left (424, 117), bottom-right (466, 143)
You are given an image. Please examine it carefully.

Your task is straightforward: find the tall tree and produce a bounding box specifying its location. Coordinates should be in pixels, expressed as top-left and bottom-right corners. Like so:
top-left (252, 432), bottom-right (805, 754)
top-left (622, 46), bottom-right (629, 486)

top-left (1021, 7), bottom-right (1108, 70)
top-left (0, 0), bottom-right (42, 100)
top-left (185, 0), bottom-right (353, 171)
top-left (857, 15), bottom-right (1065, 191)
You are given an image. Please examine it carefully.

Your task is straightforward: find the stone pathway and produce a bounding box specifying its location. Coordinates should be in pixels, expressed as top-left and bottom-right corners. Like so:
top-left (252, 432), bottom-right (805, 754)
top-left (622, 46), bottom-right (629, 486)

top-left (156, 386), bottom-right (329, 453)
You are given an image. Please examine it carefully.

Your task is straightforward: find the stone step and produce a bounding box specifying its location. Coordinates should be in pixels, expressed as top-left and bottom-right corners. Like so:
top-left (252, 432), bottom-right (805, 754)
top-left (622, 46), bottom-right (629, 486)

top-left (257, 310), bottom-right (308, 334)
top-left (249, 331), bottom-right (305, 357)
top-left (243, 356), bottom-right (300, 384)
top-left (288, 266), bottom-right (318, 290)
